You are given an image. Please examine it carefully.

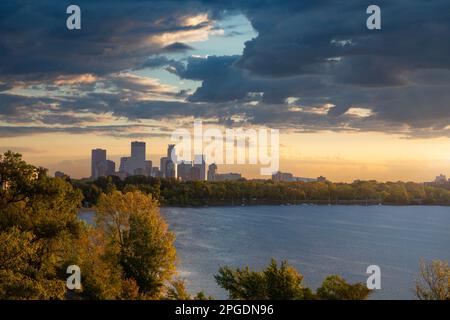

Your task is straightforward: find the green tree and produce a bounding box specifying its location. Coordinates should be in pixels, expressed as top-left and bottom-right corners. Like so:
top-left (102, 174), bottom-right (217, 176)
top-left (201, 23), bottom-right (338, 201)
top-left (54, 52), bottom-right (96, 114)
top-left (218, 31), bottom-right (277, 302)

top-left (0, 227), bottom-right (66, 299)
top-left (0, 151), bottom-right (83, 299)
top-left (95, 191), bottom-right (177, 298)
top-left (215, 259), bottom-right (313, 300)
top-left (166, 279), bottom-right (214, 300)
top-left (316, 275), bottom-right (372, 300)
top-left (216, 259), bottom-right (372, 300)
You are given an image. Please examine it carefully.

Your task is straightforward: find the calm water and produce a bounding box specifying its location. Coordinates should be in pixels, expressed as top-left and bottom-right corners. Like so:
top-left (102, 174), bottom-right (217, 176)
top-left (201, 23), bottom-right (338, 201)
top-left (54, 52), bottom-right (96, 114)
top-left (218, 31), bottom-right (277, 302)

top-left (80, 205), bottom-right (450, 299)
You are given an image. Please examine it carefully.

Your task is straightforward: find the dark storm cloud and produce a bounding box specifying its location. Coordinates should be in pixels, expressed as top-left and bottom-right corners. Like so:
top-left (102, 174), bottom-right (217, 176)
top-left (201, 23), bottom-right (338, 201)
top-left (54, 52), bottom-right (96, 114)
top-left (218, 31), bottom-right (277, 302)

top-left (0, 124), bottom-right (171, 139)
top-left (0, 0), bottom-right (213, 80)
top-left (234, 0), bottom-right (450, 79)
top-left (173, 55), bottom-right (336, 104)
top-left (1, 0), bottom-right (450, 138)
top-left (167, 0), bottom-right (450, 135)
top-left (163, 42), bottom-right (194, 52)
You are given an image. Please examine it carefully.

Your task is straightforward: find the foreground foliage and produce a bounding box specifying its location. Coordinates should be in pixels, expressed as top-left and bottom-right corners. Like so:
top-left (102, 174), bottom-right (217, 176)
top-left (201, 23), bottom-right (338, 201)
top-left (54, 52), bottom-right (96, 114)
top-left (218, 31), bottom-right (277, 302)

top-left (0, 151), bottom-right (83, 299)
top-left (215, 259), bottom-right (371, 300)
top-left (0, 152), bottom-right (178, 299)
top-left (415, 259), bottom-right (450, 300)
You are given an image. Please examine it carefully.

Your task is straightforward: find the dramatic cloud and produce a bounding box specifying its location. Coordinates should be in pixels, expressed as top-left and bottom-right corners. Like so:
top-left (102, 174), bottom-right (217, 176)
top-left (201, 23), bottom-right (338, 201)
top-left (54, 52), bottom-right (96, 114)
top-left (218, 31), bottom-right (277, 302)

top-left (1, 0), bottom-right (450, 139)
top-left (0, 0), bottom-right (215, 81)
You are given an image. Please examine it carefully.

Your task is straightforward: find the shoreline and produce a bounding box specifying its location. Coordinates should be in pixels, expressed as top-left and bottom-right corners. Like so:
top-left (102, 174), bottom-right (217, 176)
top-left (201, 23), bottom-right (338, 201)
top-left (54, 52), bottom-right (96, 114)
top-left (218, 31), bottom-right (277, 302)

top-left (79, 201), bottom-right (450, 211)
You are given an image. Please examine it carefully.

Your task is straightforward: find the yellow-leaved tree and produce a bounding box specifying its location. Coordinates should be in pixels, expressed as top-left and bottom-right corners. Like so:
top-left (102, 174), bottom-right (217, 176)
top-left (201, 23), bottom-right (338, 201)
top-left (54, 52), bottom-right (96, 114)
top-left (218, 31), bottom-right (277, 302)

top-left (89, 190), bottom-right (177, 299)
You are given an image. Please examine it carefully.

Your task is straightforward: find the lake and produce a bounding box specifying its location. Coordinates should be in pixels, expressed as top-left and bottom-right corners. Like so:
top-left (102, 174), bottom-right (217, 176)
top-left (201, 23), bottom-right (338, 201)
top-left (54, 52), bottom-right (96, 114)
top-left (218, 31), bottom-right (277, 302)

top-left (79, 205), bottom-right (450, 299)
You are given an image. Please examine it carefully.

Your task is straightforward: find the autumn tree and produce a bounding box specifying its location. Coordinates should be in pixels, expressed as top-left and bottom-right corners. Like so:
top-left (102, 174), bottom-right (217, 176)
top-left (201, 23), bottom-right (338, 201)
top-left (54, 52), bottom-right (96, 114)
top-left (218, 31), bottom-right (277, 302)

top-left (0, 151), bottom-right (83, 299)
top-left (215, 259), bottom-right (313, 300)
top-left (216, 259), bottom-right (372, 300)
top-left (415, 259), bottom-right (450, 300)
top-left (94, 190), bottom-right (177, 299)
top-left (316, 275), bottom-right (372, 300)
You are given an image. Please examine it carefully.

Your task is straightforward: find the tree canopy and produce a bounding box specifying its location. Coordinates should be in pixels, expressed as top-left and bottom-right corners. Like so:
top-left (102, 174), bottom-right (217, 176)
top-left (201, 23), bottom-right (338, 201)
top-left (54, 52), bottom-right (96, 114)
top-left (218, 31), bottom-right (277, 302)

top-left (215, 259), bottom-right (371, 300)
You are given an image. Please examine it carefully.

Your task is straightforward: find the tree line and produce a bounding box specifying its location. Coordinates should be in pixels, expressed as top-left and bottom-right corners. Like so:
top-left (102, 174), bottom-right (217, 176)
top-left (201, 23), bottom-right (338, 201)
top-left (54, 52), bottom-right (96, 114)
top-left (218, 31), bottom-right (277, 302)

top-left (73, 175), bottom-right (450, 207)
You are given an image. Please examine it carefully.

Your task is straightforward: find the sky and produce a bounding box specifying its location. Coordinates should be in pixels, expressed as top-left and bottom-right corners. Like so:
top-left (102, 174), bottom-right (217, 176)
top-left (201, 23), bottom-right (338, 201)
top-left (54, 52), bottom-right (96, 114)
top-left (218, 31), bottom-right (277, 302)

top-left (1, 0), bottom-right (450, 182)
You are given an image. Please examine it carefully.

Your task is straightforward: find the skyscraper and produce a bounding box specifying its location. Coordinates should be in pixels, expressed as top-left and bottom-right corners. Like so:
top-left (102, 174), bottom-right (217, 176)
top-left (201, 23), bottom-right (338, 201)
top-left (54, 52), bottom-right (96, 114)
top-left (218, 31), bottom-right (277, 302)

top-left (177, 161), bottom-right (193, 181)
top-left (194, 154), bottom-right (206, 181)
top-left (119, 157), bottom-right (131, 175)
top-left (166, 160), bottom-right (176, 178)
top-left (145, 160), bottom-right (153, 176)
top-left (131, 141), bottom-right (146, 173)
top-left (167, 144), bottom-right (175, 160)
top-left (91, 149), bottom-right (106, 179)
top-left (207, 163), bottom-right (217, 181)
top-left (160, 157), bottom-right (168, 178)
top-left (106, 160), bottom-right (116, 176)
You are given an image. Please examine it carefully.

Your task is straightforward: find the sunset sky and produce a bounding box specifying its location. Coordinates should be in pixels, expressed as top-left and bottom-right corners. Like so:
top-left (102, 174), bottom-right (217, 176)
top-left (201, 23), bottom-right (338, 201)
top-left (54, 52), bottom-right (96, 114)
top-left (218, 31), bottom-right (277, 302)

top-left (1, 0), bottom-right (450, 182)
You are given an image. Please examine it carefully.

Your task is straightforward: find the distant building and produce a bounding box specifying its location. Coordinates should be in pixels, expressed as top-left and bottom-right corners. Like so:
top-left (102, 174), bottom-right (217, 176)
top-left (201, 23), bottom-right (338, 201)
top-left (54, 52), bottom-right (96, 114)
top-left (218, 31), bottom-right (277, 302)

top-left (207, 163), bottom-right (217, 181)
top-left (91, 149), bottom-right (107, 179)
top-left (193, 155), bottom-right (206, 181)
top-left (145, 160), bottom-right (153, 176)
top-left (130, 141), bottom-right (146, 173)
top-left (177, 161), bottom-right (193, 181)
top-left (317, 176), bottom-right (328, 182)
top-left (160, 157), bottom-right (169, 178)
top-left (106, 160), bottom-right (116, 176)
top-left (161, 145), bottom-right (177, 178)
top-left (272, 171), bottom-right (294, 182)
top-left (215, 173), bottom-right (242, 181)
top-left (435, 174), bottom-right (447, 184)
top-left (151, 167), bottom-right (163, 178)
top-left (119, 157), bottom-right (132, 174)
top-left (166, 160), bottom-right (176, 178)
top-left (167, 144), bottom-right (176, 160)
top-left (272, 171), bottom-right (319, 182)
top-left (118, 141), bottom-right (149, 176)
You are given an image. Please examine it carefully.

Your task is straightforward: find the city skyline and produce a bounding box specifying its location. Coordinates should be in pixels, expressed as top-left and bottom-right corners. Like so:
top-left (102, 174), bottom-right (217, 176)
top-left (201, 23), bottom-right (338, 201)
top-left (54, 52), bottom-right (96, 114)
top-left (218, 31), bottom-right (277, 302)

top-left (35, 138), bottom-right (447, 185)
top-left (87, 140), bottom-right (246, 182)
top-left (3, 131), bottom-right (450, 183)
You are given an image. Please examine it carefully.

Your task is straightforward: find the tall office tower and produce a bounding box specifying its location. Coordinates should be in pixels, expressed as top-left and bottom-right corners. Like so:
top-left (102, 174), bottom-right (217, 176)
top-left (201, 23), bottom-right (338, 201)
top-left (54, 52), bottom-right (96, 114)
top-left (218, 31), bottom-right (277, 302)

top-left (151, 167), bottom-right (162, 177)
top-left (193, 154), bottom-right (206, 181)
top-left (166, 160), bottom-right (176, 178)
top-left (177, 161), bottom-right (193, 181)
top-left (167, 144), bottom-right (176, 161)
top-left (91, 149), bottom-right (107, 179)
top-left (192, 165), bottom-right (201, 181)
top-left (145, 160), bottom-right (153, 176)
top-left (131, 141), bottom-right (146, 172)
top-left (106, 160), bottom-right (116, 176)
top-left (160, 157), bottom-right (168, 178)
top-left (119, 157), bottom-right (131, 175)
top-left (207, 163), bottom-right (217, 181)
